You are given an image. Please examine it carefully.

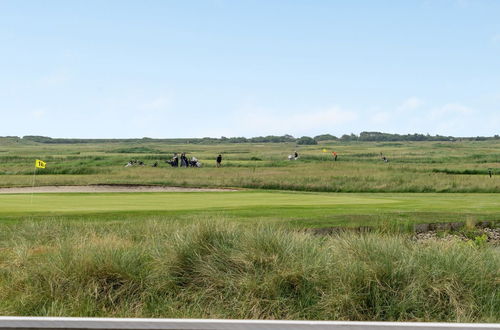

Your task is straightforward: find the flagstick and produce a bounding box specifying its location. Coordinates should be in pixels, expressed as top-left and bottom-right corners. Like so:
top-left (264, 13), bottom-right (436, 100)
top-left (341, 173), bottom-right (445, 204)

top-left (30, 167), bottom-right (36, 204)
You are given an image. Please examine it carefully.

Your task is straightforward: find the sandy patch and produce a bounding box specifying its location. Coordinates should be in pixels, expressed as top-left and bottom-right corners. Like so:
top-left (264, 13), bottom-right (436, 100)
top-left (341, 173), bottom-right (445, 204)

top-left (0, 185), bottom-right (237, 194)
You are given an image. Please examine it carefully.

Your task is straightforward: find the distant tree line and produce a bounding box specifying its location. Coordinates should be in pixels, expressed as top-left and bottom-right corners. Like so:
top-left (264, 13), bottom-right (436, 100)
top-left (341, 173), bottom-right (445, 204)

top-left (2, 133), bottom-right (499, 145)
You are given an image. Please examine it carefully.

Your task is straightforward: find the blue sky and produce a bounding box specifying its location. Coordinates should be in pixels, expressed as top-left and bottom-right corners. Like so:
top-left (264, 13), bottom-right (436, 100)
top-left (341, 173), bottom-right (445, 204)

top-left (1, 0), bottom-right (499, 138)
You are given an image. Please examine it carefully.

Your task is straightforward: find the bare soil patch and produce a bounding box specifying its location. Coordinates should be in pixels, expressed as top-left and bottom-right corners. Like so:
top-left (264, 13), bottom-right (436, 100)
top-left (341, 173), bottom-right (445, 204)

top-left (0, 185), bottom-right (237, 194)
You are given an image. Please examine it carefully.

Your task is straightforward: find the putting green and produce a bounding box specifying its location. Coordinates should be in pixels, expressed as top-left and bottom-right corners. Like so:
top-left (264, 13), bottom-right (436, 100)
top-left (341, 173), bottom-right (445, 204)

top-left (0, 191), bottom-right (394, 214)
top-left (0, 191), bottom-right (499, 220)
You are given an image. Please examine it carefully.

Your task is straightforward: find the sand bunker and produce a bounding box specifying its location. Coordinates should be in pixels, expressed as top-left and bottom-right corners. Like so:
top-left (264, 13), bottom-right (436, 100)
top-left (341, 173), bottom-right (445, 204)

top-left (0, 185), bottom-right (237, 194)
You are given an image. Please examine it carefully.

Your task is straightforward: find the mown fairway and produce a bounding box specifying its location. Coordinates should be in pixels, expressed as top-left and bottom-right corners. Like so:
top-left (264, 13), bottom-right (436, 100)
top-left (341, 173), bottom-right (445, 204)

top-left (1, 191), bottom-right (499, 228)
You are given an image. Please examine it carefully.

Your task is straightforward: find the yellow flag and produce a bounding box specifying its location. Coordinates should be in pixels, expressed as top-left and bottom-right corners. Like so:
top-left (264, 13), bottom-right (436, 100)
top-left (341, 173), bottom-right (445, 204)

top-left (35, 159), bottom-right (46, 168)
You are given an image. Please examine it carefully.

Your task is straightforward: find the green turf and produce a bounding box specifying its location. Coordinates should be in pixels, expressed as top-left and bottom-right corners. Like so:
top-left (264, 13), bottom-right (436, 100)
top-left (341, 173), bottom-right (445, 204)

top-left (2, 191), bottom-right (499, 228)
top-left (1, 139), bottom-right (499, 193)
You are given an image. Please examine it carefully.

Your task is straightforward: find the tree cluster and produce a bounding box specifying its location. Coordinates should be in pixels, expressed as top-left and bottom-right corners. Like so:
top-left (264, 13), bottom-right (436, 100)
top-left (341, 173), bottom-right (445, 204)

top-left (2, 132), bottom-right (498, 145)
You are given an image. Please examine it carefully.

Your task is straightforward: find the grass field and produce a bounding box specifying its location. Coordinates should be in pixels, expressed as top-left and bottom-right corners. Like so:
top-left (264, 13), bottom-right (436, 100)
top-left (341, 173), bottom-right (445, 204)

top-left (1, 191), bottom-right (500, 229)
top-left (0, 138), bottom-right (499, 321)
top-left (1, 139), bottom-right (499, 192)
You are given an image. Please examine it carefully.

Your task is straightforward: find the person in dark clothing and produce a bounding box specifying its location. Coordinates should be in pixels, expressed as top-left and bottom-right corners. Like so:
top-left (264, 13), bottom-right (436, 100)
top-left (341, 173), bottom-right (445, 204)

top-left (294, 151), bottom-right (299, 159)
top-left (166, 153), bottom-right (179, 167)
top-left (152, 161), bottom-right (158, 167)
top-left (489, 169), bottom-right (493, 178)
top-left (216, 154), bottom-right (222, 167)
top-left (180, 153), bottom-right (188, 167)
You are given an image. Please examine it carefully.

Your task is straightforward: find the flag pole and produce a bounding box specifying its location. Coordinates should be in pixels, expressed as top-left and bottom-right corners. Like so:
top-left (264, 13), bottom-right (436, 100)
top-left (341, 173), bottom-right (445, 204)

top-left (30, 166), bottom-right (36, 204)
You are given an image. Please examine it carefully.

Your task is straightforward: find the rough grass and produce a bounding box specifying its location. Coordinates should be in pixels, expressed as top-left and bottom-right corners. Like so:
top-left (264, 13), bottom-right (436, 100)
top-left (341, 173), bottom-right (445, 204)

top-left (0, 140), bottom-right (498, 192)
top-left (0, 220), bottom-right (498, 321)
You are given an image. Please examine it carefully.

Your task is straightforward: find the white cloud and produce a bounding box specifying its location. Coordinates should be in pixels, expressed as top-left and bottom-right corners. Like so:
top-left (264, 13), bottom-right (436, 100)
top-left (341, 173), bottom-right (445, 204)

top-left (422, 103), bottom-right (475, 135)
top-left (485, 113), bottom-right (500, 132)
top-left (98, 92), bottom-right (173, 116)
top-left (39, 70), bottom-right (70, 86)
top-left (398, 97), bottom-right (424, 111)
top-left (370, 112), bottom-right (391, 125)
top-left (226, 100), bottom-right (481, 138)
top-left (30, 109), bottom-right (46, 119)
top-left (364, 101), bottom-right (480, 136)
top-left (456, 0), bottom-right (470, 8)
top-left (235, 106), bottom-right (358, 136)
top-left (141, 95), bottom-right (172, 112)
top-left (78, 92), bottom-right (177, 138)
top-left (430, 103), bottom-right (472, 118)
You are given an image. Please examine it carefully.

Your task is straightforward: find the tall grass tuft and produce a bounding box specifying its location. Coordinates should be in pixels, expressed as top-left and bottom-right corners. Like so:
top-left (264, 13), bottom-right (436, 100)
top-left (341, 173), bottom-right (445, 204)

top-left (0, 219), bottom-right (498, 321)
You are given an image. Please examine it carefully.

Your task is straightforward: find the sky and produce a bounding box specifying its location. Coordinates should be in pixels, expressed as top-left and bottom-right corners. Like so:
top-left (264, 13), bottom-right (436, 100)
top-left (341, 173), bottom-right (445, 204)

top-left (0, 0), bottom-right (499, 138)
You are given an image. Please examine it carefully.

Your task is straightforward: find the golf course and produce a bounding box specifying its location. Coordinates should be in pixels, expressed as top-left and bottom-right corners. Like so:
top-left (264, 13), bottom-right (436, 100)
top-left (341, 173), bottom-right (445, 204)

top-left (3, 0), bottom-right (500, 324)
top-left (0, 137), bottom-right (499, 321)
top-left (1, 137), bottom-right (498, 227)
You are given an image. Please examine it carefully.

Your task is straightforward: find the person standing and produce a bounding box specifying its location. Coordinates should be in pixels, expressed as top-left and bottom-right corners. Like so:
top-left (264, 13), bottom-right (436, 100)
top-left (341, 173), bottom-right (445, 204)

top-left (180, 153), bottom-right (188, 167)
top-left (332, 151), bottom-right (338, 161)
top-left (168, 153), bottom-right (179, 167)
top-left (216, 154), bottom-right (222, 167)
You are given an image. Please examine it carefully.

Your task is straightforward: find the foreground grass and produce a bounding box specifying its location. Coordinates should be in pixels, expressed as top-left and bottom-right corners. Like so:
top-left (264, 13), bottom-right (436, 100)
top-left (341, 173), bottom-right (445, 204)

top-left (0, 219), bottom-right (498, 321)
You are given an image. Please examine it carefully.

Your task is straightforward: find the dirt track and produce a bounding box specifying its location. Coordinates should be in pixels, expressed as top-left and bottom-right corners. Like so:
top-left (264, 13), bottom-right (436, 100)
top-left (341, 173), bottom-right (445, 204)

top-left (0, 185), bottom-right (237, 194)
